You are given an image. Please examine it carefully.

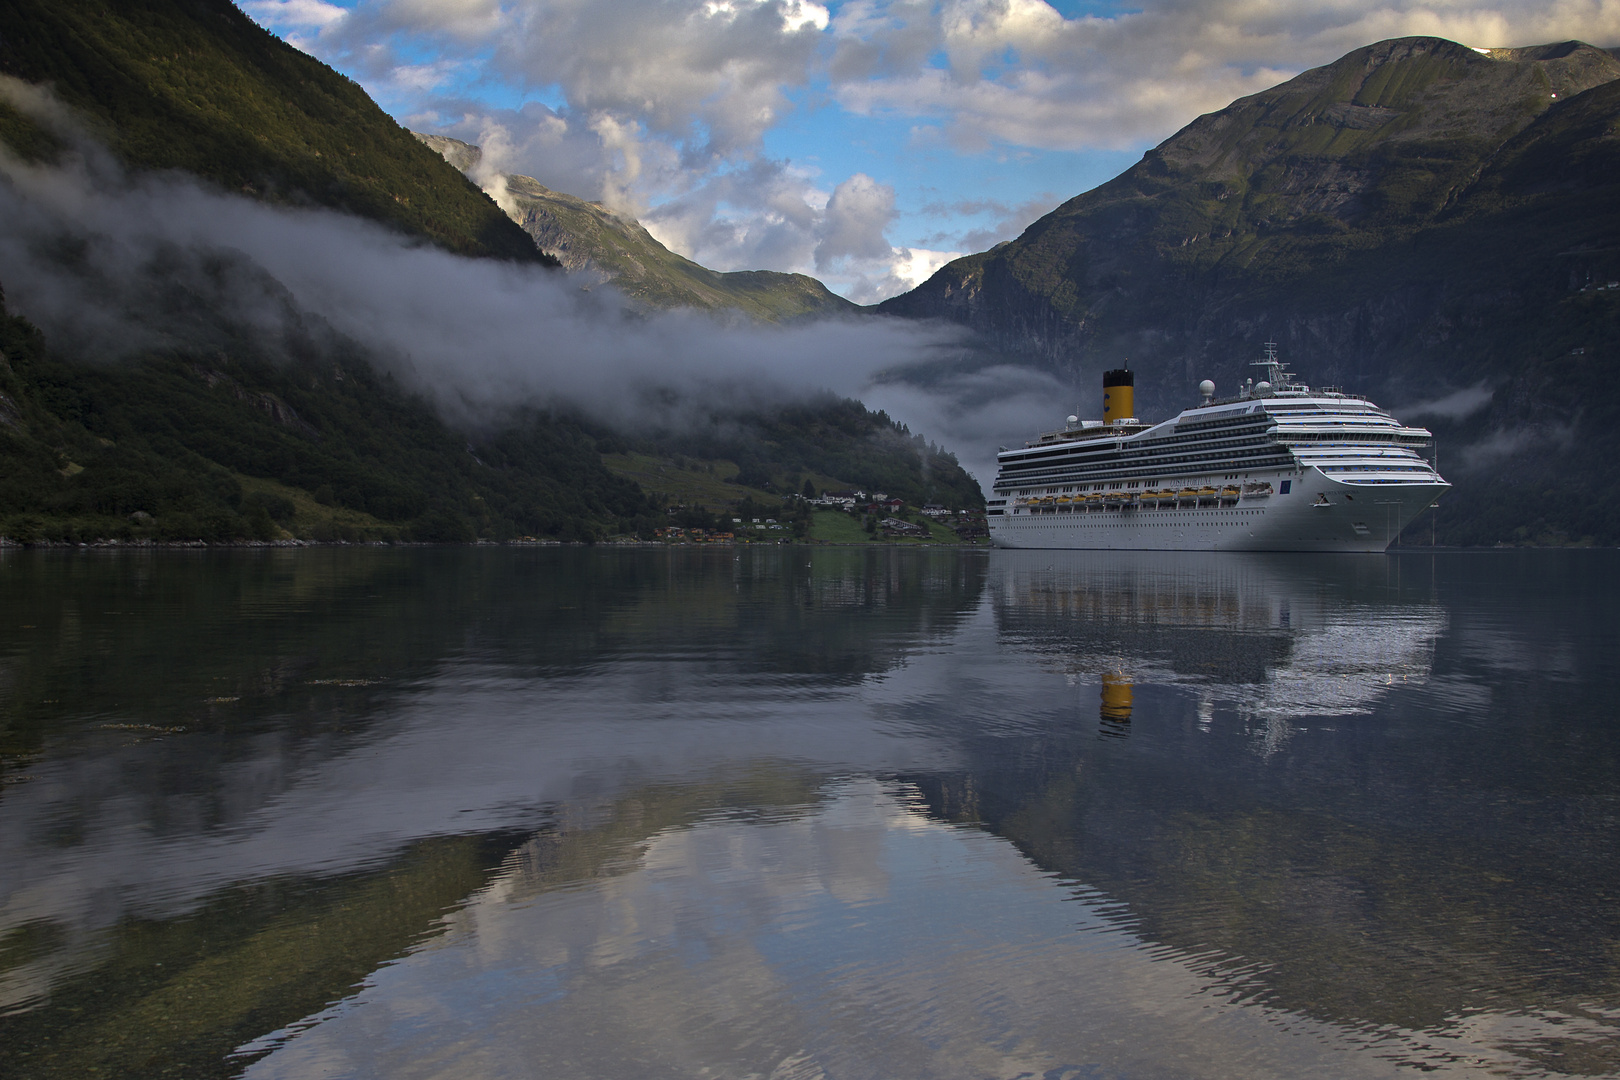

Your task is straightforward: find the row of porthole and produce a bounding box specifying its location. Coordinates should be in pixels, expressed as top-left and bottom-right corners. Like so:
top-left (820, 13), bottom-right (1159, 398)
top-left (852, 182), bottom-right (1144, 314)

top-left (1006, 509), bottom-right (1266, 516)
top-left (1005, 514), bottom-right (1267, 523)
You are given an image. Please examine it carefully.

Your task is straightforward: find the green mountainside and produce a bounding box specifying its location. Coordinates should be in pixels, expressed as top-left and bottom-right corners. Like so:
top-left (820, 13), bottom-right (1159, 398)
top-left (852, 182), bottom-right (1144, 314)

top-left (0, 0), bottom-right (545, 262)
top-left (880, 37), bottom-right (1620, 545)
top-left (414, 133), bottom-right (855, 321)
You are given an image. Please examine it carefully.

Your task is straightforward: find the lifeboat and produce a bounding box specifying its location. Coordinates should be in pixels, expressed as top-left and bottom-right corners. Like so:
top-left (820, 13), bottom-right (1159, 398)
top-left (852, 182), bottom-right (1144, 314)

top-left (1240, 482), bottom-right (1273, 498)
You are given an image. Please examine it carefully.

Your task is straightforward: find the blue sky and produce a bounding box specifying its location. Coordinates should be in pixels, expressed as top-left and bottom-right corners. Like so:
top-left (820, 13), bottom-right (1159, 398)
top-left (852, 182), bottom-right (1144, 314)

top-left (243, 0), bottom-right (1617, 302)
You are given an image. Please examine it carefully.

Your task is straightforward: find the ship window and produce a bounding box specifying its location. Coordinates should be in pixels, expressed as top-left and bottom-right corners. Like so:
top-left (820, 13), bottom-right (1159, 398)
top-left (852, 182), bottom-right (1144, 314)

top-left (1280, 480), bottom-right (1292, 494)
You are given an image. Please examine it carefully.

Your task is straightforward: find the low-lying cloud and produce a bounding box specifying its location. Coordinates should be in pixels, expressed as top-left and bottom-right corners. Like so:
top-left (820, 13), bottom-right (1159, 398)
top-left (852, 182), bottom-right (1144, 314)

top-left (1455, 423), bottom-right (1574, 473)
top-left (0, 79), bottom-right (1043, 486)
top-left (1398, 382), bottom-right (1494, 422)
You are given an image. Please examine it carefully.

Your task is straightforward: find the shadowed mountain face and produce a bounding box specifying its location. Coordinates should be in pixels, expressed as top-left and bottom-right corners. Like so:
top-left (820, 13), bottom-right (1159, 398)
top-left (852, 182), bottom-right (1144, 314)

top-left (879, 37), bottom-right (1620, 545)
top-left (414, 133), bottom-right (856, 322)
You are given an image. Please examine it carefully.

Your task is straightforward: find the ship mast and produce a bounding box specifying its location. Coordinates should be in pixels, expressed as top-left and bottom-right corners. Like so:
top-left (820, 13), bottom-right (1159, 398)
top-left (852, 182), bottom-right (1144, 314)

top-left (1250, 340), bottom-right (1304, 392)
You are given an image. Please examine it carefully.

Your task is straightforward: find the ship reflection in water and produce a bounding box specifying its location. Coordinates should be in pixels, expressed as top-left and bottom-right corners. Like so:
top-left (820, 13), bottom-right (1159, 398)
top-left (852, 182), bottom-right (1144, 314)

top-left (0, 548), bottom-right (1616, 1080)
top-left (992, 550), bottom-right (1446, 745)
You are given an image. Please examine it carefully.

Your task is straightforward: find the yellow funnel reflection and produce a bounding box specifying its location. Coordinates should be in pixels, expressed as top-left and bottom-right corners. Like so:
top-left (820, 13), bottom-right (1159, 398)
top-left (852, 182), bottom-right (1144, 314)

top-left (1100, 672), bottom-right (1133, 724)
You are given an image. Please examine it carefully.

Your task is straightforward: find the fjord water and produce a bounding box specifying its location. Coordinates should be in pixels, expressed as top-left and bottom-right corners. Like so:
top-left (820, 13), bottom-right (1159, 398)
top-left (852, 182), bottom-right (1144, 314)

top-left (1, 548), bottom-right (1616, 1079)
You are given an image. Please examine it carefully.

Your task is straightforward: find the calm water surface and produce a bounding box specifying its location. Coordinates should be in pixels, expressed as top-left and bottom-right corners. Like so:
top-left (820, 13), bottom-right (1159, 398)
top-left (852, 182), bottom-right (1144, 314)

top-left (0, 547), bottom-right (1617, 1079)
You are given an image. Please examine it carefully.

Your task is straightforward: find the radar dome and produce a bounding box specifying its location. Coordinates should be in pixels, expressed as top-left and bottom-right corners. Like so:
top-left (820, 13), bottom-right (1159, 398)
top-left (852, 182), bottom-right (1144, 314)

top-left (1198, 379), bottom-right (1215, 397)
top-left (1067, 415), bottom-right (1079, 425)
top-left (1255, 380), bottom-right (1272, 397)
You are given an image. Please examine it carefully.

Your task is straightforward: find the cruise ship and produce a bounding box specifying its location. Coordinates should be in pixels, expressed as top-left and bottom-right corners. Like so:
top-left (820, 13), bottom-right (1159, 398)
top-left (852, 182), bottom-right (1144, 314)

top-left (987, 345), bottom-right (1448, 552)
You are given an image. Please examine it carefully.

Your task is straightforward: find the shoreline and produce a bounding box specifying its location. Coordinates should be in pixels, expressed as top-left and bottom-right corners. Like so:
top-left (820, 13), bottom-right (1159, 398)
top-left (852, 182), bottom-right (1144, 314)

top-left (0, 537), bottom-right (991, 550)
top-left (0, 538), bottom-right (1604, 551)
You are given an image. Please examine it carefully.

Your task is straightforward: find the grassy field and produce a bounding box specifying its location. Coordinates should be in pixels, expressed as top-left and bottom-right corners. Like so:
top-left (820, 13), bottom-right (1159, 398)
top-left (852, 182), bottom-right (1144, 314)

top-left (235, 475), bottom-right (395, 541)
top-left (808, 509), bottom-right (871, 543)
top-left (600, 453), bottom-right (750, 507)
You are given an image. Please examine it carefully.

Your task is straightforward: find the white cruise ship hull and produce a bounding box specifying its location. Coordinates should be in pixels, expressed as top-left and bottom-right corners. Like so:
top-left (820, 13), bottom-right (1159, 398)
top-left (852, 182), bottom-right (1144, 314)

top-left (989, 467), bottom-right (1444, 553)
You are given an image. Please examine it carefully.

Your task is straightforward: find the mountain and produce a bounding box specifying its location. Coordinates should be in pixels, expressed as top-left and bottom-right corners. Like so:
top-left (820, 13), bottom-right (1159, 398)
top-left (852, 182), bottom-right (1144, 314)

top-left (0, 0), bottom-right (546, 263)
top-left (414, 133), bottom-right (855, 321)
top-left (880, 37), bottom-right (1620, 545)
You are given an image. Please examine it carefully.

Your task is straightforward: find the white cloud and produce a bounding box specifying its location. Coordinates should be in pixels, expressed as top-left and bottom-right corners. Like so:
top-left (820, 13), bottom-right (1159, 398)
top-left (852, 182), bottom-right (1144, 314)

top-left (892, 246), bottom-right (961, 288)
top-left (490, 0), bottom-right (824, 158)
top-left (641, 159), bottom-right (826, 272)
top-left (353, 0), bottom-right (506, 40)
top-left (241, 0), bottom-right (347, 30)
top-left (1399, 382), bottom-right (1494, 421)
top-left (815, 172), bottom-right (898, 270)
top-left (386, 59), bottom-right (466, 93)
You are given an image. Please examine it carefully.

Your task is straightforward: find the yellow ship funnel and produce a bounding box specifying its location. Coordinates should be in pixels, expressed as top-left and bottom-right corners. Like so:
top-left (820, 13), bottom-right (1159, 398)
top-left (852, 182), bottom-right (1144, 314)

top-left (1100, 671), bottom-right (1133, 724)
top-left (1103, 368), bottom-right (1134, 424)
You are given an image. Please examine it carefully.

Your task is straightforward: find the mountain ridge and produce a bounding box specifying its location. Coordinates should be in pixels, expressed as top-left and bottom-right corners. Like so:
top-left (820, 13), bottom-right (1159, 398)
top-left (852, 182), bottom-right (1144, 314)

top-left (414, 132), bottom-right (856, 321)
